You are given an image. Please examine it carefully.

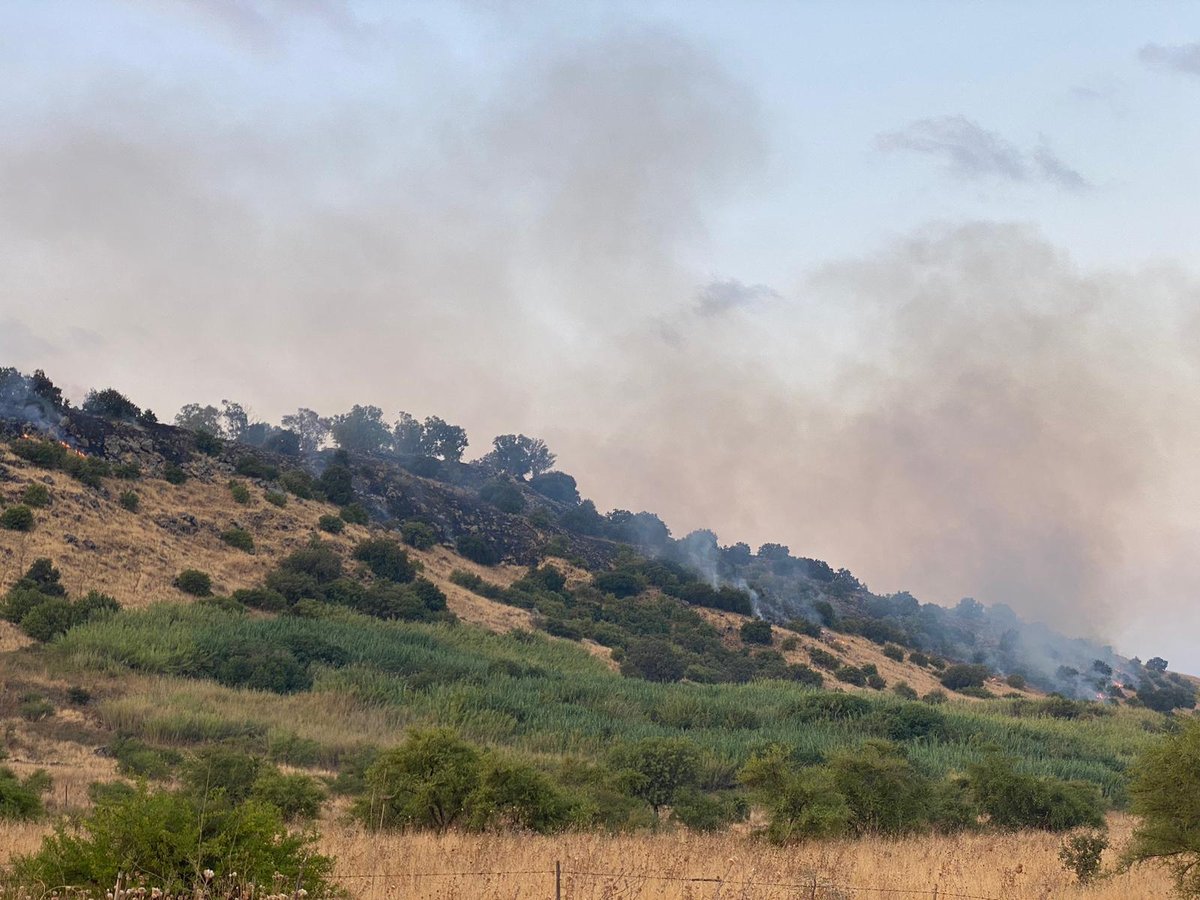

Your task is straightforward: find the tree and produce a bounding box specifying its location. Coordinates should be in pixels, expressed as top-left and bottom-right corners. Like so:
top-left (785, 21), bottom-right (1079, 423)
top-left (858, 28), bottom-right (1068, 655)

top-left (280, 408), bottom-right (328, 453)
top-left (828, 741), bottom-right (934, 835)
top-left (529, 471), bottom-right (580, 505)
top-left (420, 416), bottom-right (468, 462)
top-left (487, 434), bottom-right (556, 479)
top-left (220, 400), bottom-right (250, 441)
top-left (1123, 718), bottom-right (1200, 894)
top-left (1146, 656), bottom-right (1169, 673)
top-left (82, 388), bottom-right (140, 421)
top-left (740, 745), bottom-right (850, 843)
top-left (614, 738), bottom-right (700, 814)
top-left (175, 403), bottom-right (223, 434)
top-left (393, 411), bottom-right (423, 454)
top-left (360, 729), bottom-right (482, 831)
top-left (620, 638), bottom-right (685, 683)
top-left (330, 404), bottom-right (392, 453)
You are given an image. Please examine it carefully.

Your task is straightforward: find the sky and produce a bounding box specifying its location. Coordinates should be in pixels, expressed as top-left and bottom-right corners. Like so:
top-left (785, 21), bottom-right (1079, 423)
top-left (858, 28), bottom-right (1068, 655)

top-left (3, 1), bottom-right (1200, 666)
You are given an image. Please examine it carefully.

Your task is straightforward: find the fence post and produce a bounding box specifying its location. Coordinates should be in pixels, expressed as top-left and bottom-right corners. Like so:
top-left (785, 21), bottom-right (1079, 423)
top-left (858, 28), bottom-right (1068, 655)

top-left (932, 885), bottom-right (938, 900)
top-left (555, 859), bottom-right (562, 900)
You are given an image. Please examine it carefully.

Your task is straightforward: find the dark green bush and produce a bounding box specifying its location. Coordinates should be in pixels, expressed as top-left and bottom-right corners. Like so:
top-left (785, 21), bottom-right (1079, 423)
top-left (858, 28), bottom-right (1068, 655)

top-left (250, 769), bottom-right (325, 822)
top-left (220, 527), bottom-right (255, 553)
top-left (940, 663), bottom-right (991, 691)
top-left (621, 638), bottom-right (686, 683)
top-left (313, 514), bottom-right (341, 535)
top-left (118, 490), bottom-right (139, 511)
top-left (354, 537), bottom-right (416, 583)
top-left (281, 544), bottom-right (343, 583)
top-left (401, 520), bottom-right (438, 549)
top-left (1006, 673), bottom-right (1028, 690)
top-left (340, 502), bottom-right (369, 525)
top-left (162, 464), bottom-right (187, 485)
top-left (882, 643), bottom-right (906, 661)
top-left (0, 766), bottom-right (51, 820)
top-left (0, 505), bottom-right (34, 531)
top-left (264, 489), bottom-right (288, 507)
top-left (234, 456), bottom-right (279, 481)
top-left (739, 619), bottom-right (773, 645)
top-left (19, 694), bottom-right (55, 721)
top-left (278, 469), bottom-right (317, 499)
top-left (835, 665), bottom-right (868, 686)
top-left (231, 587), bottom-right (288, 612)
top-left (968, 754), bottom-right (1105, 832)
top-left (228, 480), bottom-right (251, 504)
top-left (808, 647), bottom-right (841, 670)
top-left (592, 570), bottom-right (645, 599)
top-left (110, 736), bottom-right (182, 780)
top-left (456, 533), bottom-right (500, 566)
top-left (193, 429), bottom-right (222, 456)
top-left (174, 569), bottom-right (213, 597)
top-left (480, 477), bottom-right (527, 514)
top-left (11, 783), bottom-right (335, 895)
top-left (20, 483), bottom-right (50, 508)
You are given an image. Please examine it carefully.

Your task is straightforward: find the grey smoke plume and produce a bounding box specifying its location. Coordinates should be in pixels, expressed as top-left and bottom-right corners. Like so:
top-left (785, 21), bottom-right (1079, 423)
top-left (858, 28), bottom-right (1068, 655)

top-left (2, 6), bottom-right (1199, 666)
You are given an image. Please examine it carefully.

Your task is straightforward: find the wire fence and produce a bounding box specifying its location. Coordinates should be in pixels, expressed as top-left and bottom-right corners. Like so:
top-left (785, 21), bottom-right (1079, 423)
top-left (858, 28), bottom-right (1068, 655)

top-left (322, 863), bottom-right (1002, 899)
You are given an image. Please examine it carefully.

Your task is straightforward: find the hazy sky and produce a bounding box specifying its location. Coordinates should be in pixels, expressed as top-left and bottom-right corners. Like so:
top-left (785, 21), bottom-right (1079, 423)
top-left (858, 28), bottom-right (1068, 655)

top-left (3, 2), bottom-right (1200, 665)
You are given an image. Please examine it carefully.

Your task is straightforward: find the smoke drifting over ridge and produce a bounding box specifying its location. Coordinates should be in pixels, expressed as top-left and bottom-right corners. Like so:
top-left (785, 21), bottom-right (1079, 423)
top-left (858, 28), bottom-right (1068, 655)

top-left (3, 5), bottom-right (1200, 662)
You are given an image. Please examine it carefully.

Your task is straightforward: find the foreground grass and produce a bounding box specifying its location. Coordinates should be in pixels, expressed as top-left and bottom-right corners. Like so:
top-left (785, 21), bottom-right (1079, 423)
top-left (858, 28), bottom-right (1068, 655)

top-left (0, 812), bottom-right (1172, 899)
top-left (51, 603), bottom-right (1162, 800)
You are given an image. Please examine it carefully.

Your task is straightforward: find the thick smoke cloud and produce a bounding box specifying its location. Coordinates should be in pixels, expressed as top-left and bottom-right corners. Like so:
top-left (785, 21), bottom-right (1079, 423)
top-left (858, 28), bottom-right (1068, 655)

top-left (1139, 42), bottom-right (1200, 77)
top-left (2, 6), bottom-right (1199, 663)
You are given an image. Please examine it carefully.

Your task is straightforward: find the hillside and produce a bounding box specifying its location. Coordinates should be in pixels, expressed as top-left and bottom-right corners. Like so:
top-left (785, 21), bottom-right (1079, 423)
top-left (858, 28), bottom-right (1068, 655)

top-left (0, 367), bottom-right (1193, 897)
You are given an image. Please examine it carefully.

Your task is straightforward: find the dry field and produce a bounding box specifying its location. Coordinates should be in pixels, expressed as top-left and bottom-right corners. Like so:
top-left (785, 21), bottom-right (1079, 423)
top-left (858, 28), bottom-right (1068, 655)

top-left (0, 814), bottom-right (1173, 899)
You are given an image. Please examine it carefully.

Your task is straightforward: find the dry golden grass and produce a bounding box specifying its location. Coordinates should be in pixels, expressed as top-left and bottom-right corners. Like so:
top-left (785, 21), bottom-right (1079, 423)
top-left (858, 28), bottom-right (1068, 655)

top-left (0, 448), bottom-right (373, 607)
top-left (1, 813), bottom-right (1167, 899)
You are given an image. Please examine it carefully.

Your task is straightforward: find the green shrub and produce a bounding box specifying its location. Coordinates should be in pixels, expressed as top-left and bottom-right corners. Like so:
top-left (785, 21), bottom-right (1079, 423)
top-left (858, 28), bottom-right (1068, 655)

top-left (118, 490), bottom-right (139, 511)
top-left (19, 695), bottom-right (55, 721)
top-left (113, 461), bottom-right (141, 479)
top-left (909, 651), bottom-right (930, 667)
top-left (264, 489), bottom-right (288, 507)
top-left (358, 728), bottom-right (482, 831)
top-left (671, 789), bottom-right (746, 832)
top-left (339, 502), bottom-right (369, 525)
top-left (220, 527), bottom-right (255, 552)
top-left (235, 456), bottom-right (279, 481)
top-left (456, 534), bottom-right (500, 566)
top-left (318, 513), bottom-right (345, 534)
top-left (0, 766), bottom-right (51, 820)
top-left (20, 483), bottom-right (50, 508)
top-left (740, 747), bottom-right (850, 843)
top-left (401, 520), bottom-right (438, 549)
top-left (194, 429), bottom-right (222, 456)
top-left (740, 619), bottom-right (774, 645)
top-left (467, 758), bottom-right (572, 833)
top-left (173, 569), bottom-right (213, 597)
top-left (867, 673), bottom-right (887, 690)
top-left (1060, 831), bottom-right (1108, 884)
top-left (162, 463), bottom-right (187, 485)
top-left (354, 537), bottom-right (416, 583)
top-left (231, 587), bottom-right (287, 612)
top-left (480, 477), bottom-right (527, 514)
top-left (780, 636), bottom-right (799, 651)
top-left (940, 663), bottom-right (991, 691)
top-left (11, 783), bottom-right (335, 895)
top-left (228, 480), bottom-right (252, 504)
top-left (835, 665), bottom-right (868, 686)
top-left (110, 736), bottom-right (181, 780)
top-left (620, 638), bottom-right (685, 683)
top-left (0, 505), bottom-right (34, 531)
top-left (785, 618), bottom-right (822, 638)
top-left (66, 686), bottom-right (91, 705)
top-left (968, 754), bottom-right (1105, 832)
top-left (250, 769), bottom-right (325, 822)
top-left (19, 600), bottom-right (75, 642)
top-left (1006, 673), bottom-right (1028, 690)
top-left (279, 469), bottom-right (318, 499)
top-left (892, 681), bottom-right (919, 700)
top-left (829, 741), bottom-right (935, 835)
top-left (808, 647), bottom-right (841, 670)
top-left (612, 737), bottom-right (700, 813)
top-left (882, 643), bottom-right (906, 662)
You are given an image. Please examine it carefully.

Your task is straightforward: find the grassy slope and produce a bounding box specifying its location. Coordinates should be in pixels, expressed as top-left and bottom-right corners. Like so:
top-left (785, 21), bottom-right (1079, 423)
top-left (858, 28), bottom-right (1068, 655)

top-left (0, 442), bottom-right (1167, 820)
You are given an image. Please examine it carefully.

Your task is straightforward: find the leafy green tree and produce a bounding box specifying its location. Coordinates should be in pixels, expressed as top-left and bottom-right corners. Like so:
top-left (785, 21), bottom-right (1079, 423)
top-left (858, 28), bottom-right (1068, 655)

top-left (360, 728), bottom-right (482, 831)
top-left (354, 537), bottom-right (416, 583)
top-left (828, 741), bottom-right (934, 835)
top-left (0, 766), bottom-right (51, 820)
top-left (487, 434), bottom-right (556, 479)
top-left (82, 388), bottom-right (140, 420)
top-left (392, 411), bottom-right (424, 454)
top-left (280, 407), bottom-right (329, 453)
top-left (620, 638), bottom-right (685, 683)
top-left (419, 416), bottom-right (469, 462)
top-left (330, 404), bottom-right (392, 453)
top-left (968, 753), bottom-right (1104, 832)
top-left (740, 746), bottom-right (850, 843)
top-left (174, 402), bottom-right (223, 434)
top-left (614, 738), bottom-right (700, 814)
top-left (1122, 717), bottom-right (1200, 894)
top-left (220, 400), bottom-right (250, 441)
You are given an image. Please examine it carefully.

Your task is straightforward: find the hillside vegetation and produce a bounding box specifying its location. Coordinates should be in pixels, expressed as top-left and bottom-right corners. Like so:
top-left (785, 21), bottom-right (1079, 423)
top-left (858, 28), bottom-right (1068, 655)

top-left (0, 365), bottom-right (1196, 896)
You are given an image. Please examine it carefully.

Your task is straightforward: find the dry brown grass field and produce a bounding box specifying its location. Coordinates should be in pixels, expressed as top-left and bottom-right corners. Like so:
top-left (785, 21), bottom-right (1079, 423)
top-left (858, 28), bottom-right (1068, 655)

top-left (0, 813), bottom-right (1173, 899)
